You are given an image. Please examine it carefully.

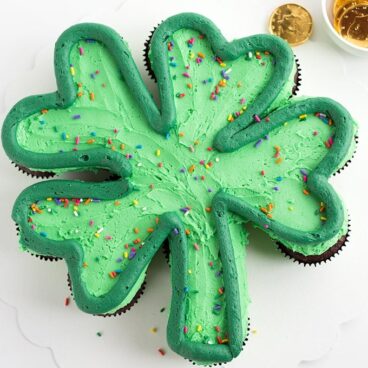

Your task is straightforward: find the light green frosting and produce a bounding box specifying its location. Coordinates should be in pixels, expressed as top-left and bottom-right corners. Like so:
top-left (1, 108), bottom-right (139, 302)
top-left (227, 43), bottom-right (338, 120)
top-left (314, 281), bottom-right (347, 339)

top-left (17, 29), bottom-right (353, 347)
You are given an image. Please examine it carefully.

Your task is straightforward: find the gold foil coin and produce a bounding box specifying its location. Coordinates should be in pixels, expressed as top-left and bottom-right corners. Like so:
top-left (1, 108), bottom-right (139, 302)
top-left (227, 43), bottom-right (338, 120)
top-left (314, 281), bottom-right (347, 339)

top-left (333, 1), bottom-right (367, 28)
top-left (333, 0), bottom-right (367, 16)
top-left (269, 3), bottom-right (313, 46)
top-left (339, 3), bottom-right (368, 47)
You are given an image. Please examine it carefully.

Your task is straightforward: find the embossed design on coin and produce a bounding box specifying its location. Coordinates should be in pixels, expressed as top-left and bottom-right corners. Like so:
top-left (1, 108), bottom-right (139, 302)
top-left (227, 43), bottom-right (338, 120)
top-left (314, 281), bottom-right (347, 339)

top-left (269, 3), bottom-right (313, 46)
top-left (338, 3), bottom-right (368, 47)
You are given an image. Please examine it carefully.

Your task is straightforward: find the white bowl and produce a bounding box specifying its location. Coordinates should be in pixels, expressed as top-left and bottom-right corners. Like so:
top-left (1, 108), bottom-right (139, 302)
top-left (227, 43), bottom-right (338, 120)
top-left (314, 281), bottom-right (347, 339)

top-left (321, 0), bottom-right (368, 56)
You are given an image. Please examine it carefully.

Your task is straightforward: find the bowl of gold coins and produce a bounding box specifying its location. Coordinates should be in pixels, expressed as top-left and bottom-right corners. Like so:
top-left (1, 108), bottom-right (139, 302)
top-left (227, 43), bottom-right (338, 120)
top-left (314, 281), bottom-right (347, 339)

top-left (322, 0), bottom-right (368, 55)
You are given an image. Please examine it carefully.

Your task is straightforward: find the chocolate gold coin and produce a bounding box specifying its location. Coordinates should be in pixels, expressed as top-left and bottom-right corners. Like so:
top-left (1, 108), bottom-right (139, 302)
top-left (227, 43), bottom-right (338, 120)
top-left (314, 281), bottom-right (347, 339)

top-left (333, 1), bottom-right (368, 29)
top-left (269, 3), bottom-right (313, 46)
top-left (339, 3), bottom-right (368, 47)
top-left (333, 0), bottom-right (367, 16)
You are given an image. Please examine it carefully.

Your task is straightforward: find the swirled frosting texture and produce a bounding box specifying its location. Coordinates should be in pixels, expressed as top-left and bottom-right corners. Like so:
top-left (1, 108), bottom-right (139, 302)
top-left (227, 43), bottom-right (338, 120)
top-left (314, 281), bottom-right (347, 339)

top-left (17, 29), bottom-right (355, 350)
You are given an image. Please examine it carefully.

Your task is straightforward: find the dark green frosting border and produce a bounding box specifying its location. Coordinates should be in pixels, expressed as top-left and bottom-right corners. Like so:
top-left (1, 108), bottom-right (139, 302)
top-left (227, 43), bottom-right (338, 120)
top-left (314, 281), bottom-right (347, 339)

top-left (2, 13), bottom-right (356, 363)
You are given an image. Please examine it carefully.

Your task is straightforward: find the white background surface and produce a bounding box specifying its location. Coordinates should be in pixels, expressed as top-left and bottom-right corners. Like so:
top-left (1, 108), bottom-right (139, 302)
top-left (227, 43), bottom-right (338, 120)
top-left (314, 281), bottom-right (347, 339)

top-left (0, 0), bottom-right (367, 367)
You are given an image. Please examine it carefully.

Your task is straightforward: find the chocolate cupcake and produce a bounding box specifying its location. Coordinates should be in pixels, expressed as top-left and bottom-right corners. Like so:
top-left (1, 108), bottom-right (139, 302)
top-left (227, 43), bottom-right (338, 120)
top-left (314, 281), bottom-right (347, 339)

top-left (143, 25), bottom-right (303, 99)
top-left (3, 13), bottom-right (358, 366)
top-left (66, 274), bottom-right (147, 316)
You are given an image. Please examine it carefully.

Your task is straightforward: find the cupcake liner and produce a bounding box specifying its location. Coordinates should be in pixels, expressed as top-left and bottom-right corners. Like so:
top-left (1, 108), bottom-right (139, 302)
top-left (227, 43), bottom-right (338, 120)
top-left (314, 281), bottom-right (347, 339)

top-left (143, 24), bottom-right (160, 82)
top-left (13, 162), bottom-right (55, 179)
top-left (276, 220), bottom-right (351, 266)
top-left (64, 169), bottom-right (120, 182)
top-left (332, 135), bottom-right (358, 176)
top-left (30, 253), bottom-right (62, 262)
top-left (291, 57), bottom-right (302, 97)
top-left (106, 172), bottom-right (121, 181)
top-left (13, 160), bottom-right (122, 182)
top-left (187, 317), bottom-right (251, 366)
top-left (66, 274), bottom-right (147, 317)
top-left (162, 240), bottom-right (170, 265)
top-left (15, 223), bottom-right (62, 262)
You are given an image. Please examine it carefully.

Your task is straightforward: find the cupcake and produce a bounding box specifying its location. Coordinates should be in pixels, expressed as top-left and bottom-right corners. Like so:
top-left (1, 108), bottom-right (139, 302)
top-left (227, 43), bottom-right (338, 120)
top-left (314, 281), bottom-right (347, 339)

top-left (2, 13), bottom-right (357, 365)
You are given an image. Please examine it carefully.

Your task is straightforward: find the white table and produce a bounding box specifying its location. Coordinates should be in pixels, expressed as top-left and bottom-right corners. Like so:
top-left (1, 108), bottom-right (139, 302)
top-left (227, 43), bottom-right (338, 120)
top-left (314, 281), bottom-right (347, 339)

top-left (0, 0), bottom-right (367, 367)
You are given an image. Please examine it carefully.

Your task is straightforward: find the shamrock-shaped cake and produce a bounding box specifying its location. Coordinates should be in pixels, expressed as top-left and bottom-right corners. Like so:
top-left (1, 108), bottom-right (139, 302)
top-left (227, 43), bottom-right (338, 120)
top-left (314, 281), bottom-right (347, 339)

top-left (2, 13), bottom-right (357, 365)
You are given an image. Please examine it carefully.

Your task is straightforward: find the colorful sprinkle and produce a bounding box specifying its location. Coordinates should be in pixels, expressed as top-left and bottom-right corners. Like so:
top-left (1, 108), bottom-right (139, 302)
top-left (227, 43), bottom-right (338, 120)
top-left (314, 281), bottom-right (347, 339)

top-left (180, 207), bottom-right (191, 215)
top-left (158, 348), bottom-right (166, 356)
top-left (167, 41), bottom-right (174, 51)
top-left (315, 112), bottom-right (330, 124)
top-left (173, 228), bottom-right (179, 235)
top-left (128, 248), bottom-right (137, 260)
top-left (253, 114), bottom-right (261, 123)
top-left (254, 139), bottom-right (263, 148)
top-left (187, 38), bottom-right (195, 47)
top-left (221, 68), bottom-right (232, 80)
top-left (109, 271), bottom-right (117, 279)
top-left (325, 136), bottom-right (334, 148)
top-left (275, 157), bottom-right (283, 164)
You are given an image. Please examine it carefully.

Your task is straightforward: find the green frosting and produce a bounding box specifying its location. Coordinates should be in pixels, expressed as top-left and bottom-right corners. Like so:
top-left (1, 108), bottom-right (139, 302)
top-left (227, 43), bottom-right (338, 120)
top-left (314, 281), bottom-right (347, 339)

top-left (15, 30), bottom-right (296, 164)
top-left (2, 13), bottom-right (357, 365)
top-left (16, 38), bottom-right (147, 162)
